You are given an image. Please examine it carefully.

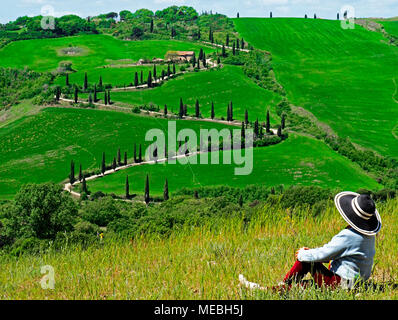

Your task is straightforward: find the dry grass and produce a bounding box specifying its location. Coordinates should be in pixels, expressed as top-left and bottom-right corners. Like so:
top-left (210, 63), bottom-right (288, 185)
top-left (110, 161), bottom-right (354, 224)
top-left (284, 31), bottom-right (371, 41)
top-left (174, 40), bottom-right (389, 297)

top-left (0, 198), bottom-right (397, 300)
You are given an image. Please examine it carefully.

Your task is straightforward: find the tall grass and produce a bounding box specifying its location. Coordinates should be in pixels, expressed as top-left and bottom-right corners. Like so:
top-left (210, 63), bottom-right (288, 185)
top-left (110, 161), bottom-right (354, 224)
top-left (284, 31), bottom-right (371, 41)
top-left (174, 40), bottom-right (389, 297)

top-left (0, 198), bottom-right (396, 299)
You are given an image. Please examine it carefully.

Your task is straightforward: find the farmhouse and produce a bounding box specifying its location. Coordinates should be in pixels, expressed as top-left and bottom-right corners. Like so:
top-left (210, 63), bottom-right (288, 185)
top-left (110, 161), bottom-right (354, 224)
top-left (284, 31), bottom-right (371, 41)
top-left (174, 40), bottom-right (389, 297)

top-left (165, 51), bottom-right (195, 62)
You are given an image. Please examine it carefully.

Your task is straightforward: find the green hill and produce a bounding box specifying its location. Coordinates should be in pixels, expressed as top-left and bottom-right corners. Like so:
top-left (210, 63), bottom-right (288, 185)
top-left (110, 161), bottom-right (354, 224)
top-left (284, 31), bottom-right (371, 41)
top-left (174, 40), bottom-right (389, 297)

top-left (234, 18), bottom-right (398, 159)
top-left (85, 133), bottom-right (381, 197)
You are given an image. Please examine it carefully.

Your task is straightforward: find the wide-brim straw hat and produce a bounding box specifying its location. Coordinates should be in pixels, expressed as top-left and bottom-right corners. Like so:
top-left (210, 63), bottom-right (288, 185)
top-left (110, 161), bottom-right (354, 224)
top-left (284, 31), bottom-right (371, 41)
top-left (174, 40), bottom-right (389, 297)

top-left (334, 191), bottom-right (382, 236)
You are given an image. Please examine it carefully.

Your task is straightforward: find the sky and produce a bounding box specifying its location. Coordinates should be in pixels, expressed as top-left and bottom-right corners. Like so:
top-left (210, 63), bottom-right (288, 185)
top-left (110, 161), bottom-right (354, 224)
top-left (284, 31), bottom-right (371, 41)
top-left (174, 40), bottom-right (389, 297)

top-left (1, 0), bottom-right (397, 24)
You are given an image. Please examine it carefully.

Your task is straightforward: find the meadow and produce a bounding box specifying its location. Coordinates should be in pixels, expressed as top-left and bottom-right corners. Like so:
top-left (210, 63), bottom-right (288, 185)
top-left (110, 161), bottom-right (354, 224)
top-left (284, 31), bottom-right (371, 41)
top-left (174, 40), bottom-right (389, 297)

top-left (234, 18), bottom-right (398, 159)
top-left (0, 107), bottom-right (232, 199)
top-left (0, 34), bottom-right (214, 72)
top-left (0, 197), bottom-right (396, 299)
top-left (85, 133), bottom-right (381, 197)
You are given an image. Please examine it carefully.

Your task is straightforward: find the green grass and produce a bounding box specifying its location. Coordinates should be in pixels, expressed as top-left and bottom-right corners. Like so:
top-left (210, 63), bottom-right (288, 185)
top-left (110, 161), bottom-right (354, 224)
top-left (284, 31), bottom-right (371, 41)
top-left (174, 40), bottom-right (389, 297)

top-left (86, 133), bottom-right (381, 197)
top-left (234, 18), bottom-right (398, 159)
top-left (0, 198), bottom-right (396, 299)
top-left (108, 65), bottom-right (282, 123)
top-left (0, 106), bottom-right (232, 199)
top-left (0, 34), bottom-right (214, 73)
top-left (379, 20), bottom-right (398, 37)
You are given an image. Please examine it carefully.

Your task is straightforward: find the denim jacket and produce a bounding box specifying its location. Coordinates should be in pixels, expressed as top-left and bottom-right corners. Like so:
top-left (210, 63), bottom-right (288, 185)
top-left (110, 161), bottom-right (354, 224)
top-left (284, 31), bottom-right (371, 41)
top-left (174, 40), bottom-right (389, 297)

top-left (297, 228), bottom-right (376, 287)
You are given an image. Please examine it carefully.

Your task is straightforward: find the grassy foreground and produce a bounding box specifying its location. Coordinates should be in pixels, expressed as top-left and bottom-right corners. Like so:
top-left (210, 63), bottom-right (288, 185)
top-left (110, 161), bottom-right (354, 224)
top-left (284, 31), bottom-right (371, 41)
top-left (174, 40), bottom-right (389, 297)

top-left (0, 198), bottom-right (396, 300)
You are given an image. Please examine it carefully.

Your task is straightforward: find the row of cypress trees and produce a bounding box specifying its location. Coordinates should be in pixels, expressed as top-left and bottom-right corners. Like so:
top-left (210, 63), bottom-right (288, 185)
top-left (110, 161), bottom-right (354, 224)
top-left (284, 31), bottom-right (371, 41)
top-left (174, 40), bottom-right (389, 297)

top-left (126, 174), bottom-right (169, 204)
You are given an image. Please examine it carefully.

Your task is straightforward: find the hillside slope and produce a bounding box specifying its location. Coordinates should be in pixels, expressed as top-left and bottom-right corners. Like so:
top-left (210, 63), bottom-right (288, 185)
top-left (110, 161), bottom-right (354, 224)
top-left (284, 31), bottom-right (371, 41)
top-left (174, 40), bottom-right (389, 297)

top-left (234, 18), bottom-right (398, 159)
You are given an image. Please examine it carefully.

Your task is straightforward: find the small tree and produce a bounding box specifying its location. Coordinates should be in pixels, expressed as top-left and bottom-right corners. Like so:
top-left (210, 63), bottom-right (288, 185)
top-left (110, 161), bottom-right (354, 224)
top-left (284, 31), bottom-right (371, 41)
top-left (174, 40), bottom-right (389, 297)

top-left (69, 160), bottom-right (75, 184)
top-left (229, 101), bottom-right (233, 121)
top-left (150, 19), bottom-right (154, 33)
top-left (144, 174), bottom-right (150, 204)
top-left (78, 164), bottom-right (82, 182)
top-left (211, 102), bottom-right (215, 119)
top-left (134, 72), bottom-right (139, 87)
top-left (82, 176), bottom-right (88, 194)
top-left (164, 178), bottom-right (169, 201)
top-left (107, 90), bottom-right (111, 105)
top-left (84, 72), bottom-right (88, 91)
top-left (88, 93), bottom-right (93, 105)
top-left (55, 86), bottom-right (61, 102)
top-left (245, 109), bottom-right (249, 126)
top-left (281, 114), bottom-right (286, 129)
top-left (270, 12), bottom-right (273, 18)
top-left (104, 91), bottom-right (108, 105)
top-left (74, 86), bottom-right (78, 104)
top-left (254, 118), bottom-right (259, 138)
top-left (153, 65), bottom-right (157, 81)
top-left (179, 98), bottom-right (184, 118)
top-left (164, 104), bottom-right (168, 116)
top-left (277, 125), bottom-right (282, 137)
top-left (99, 75), bottom-right (103, 88)
top-left (66, 73), bottom-right (69, 86)
top-left (173, 63), bottom-right (176, 74)
top-left (222, 45), bottom-right (226, 57)
top-left (147, 71), bottom-right (152, 88)
top-left (226, 34), bottom-right (230, 47)
top-left (125, 175), bottom-right (130, 199)
top-left (101, 152), bottom-right (106, 174)
top-left (117, 148), bottom-right (121, 166)
top-left (195, 99), bottom-right (200, 118)
top-left (266, 109), bottom-right (271, 133)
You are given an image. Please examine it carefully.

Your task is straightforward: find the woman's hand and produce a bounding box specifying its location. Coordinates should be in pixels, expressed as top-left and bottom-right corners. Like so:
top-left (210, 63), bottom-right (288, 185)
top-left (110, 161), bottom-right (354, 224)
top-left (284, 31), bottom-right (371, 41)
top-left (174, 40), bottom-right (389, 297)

top-left (295, 247), bottom-right (310, 259)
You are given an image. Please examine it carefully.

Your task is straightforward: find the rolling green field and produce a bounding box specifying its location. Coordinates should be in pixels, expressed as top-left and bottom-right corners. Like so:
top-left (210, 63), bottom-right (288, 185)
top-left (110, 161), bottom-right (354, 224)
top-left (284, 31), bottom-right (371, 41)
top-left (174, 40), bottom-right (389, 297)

top-left (234, 18), bottom-right (398, 159)
top-left (0, 107), bottom-right (233, 199)
top-left (85, 133), bottom-right (381, 197)
top-left (379, 20), bottom-right (398, 37)
top-left (0, 34), bottom-right (214, 72)
top-left (108, 65), bottom-right (282, 123)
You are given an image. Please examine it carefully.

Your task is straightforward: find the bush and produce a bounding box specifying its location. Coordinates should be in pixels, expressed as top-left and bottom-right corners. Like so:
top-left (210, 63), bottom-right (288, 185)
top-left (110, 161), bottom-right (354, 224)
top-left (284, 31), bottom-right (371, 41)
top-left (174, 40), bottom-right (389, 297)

top-left (82, 196), bottom-right (122, 226)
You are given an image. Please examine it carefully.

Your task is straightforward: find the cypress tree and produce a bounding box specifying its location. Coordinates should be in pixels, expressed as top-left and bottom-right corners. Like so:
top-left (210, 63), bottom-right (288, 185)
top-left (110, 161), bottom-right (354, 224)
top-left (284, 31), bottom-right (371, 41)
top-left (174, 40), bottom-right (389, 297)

top-left (305, 14), bottom-right (308, 19)
top-left (179, 98), bottom-right (184, 118)
top-left (241, 122), bottom-right (245, 139)
top-left (237, 12), bottom-right (240, 18)
top-left (117, 148), bottom-right (121, 165)
top-left (78, 164), bottom-right (82, 182)
top-left (230, 101), bottom-right (233, 121)
top-left (125, 175), bottom-right (130, 199)
top-left (112, 157), bottom-right (117, 170)
top-left (55, 86), bottom-right (61, 102)
top-left (245, 109), bottom-right (249, 125)
top-left (270, 12), bottom-right (273, 18)
top-left (139, 144), bottom-right (142, 163)
top-left (147, 71), bottom-right (152, 88)
top-left (167, 64), bottom-right (171, 77)
top-left (164, 104), bottom-right (168, 116)
top-left (241, 38), bottom-right (245, 49)
top-left (222, 45), bottom-right (226, 57)
top-left (124, 151), bottom-right (127, 165)
top-left (134, 72), bottom-right (139, 87)
top-left (164, 178), bottom-right (169, 201)
top-left (266, 110), bottom-right (271, 133)
top-left (277, 125), bottom-right (282, 137)
top-left (195, 99), bottom-right (200, 118)
top-left (134, 144), bottom-right (137, 163)
top-left (199, 48), bottom-right (204, 60)
top-left (104, 91), bottom-right (108, 105)
top-left (211, 102), bottom-right (215, 119)
top-left (281, 114), bottom-right (286, 129)
top-left (183, 104), bottom-right (187, 116)
top-left (227, 104), bottom-right (230, 121)
top-left (153, 65), bottom-right (157, 81)
top-left (88, 93), bottom-right (93, 105)
top-left (254, 118), bottom-right (259, 137)
top-left (82, 176), bottom-right (88, 194)
top-left (101, 152), bottom-right (106, 174)
top-left (150, 19), bottom-right (154, 33)
top-left (197, 57), bottom-right (200, 69)
top-left (161, 69), bottom-right (165, 80)
top-left (314, 14), bottom-right (317, 19)
top-left (94, 84), bottom-right (97, 102)
top-left (173, 63), bottom-right (176, 74)
top-left (226, 34), bottom-right (229, 47)
top-left (232, 42), bottom-right (236, 56)
top-left (140, 70), bottom-right (143, 84)
top-left (337, 13), bottom-right (340, 20)
top-left (237, 39), bottom-right (240, 50)
top-left (99, 75), bottom-right (103, 88)
top-left (239, 194), bottom-right (243, 207)
top-left (69, 160), bottom-right (75, 184)
top-left (83, 72), bottom-right (88, 91)
top-left (74, 86), bottom-right (78, 104)
top-left (66, 73), bottom-right (69, 86)
top-left (144, 174), bottom-right (150, 204)
top-left (107, 90), bottom-right (111, 104)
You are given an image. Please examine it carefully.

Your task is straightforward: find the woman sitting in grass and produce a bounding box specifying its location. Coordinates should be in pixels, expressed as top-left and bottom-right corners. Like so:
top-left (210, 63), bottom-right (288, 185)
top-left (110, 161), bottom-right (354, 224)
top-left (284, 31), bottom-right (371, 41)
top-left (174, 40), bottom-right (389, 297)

top-left (240, 192), bottom-right (382, 291)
